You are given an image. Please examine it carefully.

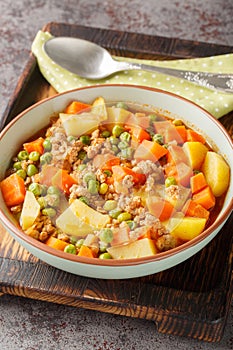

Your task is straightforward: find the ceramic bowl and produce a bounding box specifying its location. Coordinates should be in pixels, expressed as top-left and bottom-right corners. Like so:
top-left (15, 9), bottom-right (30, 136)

top-left (0, 85), bottom-right (232, 279)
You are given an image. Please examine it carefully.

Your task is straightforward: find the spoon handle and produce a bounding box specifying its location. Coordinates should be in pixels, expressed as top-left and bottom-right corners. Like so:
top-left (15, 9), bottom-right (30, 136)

top-left (120, 61), bottom-right (233, 93)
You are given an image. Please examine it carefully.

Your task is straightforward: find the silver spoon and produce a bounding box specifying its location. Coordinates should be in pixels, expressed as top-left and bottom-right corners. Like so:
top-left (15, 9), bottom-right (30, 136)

top-left (43, 37), bottom-right (233, 93)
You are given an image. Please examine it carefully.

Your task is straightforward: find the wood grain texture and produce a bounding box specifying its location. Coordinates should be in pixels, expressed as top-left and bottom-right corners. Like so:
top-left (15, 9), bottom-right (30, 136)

top-left (0, 23), bottom-right (232, 342)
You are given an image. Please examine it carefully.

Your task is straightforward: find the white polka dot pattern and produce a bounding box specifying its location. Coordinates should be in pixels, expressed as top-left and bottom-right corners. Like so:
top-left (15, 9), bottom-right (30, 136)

top-left (31, 31), bottom-right (233, 119)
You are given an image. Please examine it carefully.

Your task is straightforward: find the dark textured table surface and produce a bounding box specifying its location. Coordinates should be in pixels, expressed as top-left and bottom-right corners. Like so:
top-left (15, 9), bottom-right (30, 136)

top-left (0, 1), bottom-right (232, 349)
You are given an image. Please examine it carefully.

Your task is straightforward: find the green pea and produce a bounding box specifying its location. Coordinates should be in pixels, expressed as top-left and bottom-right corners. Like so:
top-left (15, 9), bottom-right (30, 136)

top-left (99, 252), bottom-right (112, 259)
top-left (172, 119), bottom-right (183, 126)
top-left (17, 150), bottom-right (29, 161)
top-left (40, 153), bottom-right (52, 165)
top-left (76, 238), bottom-right (85, 249)
top-left (120, 131), bottom-right (131, 142)
top-left (87, 179), bottom-right (99, 194)
top-left (27, 164), bottom-right (38, 177)
top-left (40, 185), bottom-right (47, 196)
top-left (115, 102), bottom-right (128, 110)
top-left (99, 241), bottom-right (108, 253)
top-left (37, 197), bottom-right (47, 209)
top-left (80, 135), bottom-right (91, 145)
top-left (29, 151), bottom-right (40, 162)
top-left (109, 136), bottom-right (119, 145)
top-left (153, 133), bottom-right (164, 145)
top-left (99, 228), bottom-right (113, 243)
top-left (77, 164), bottom-right (87, 171)
top-left (103, 200), bottom-right (117, 211)
top-left (165, 176), bottom-right (177, 187)
top-left (111, 145), bottom-right (119, 154)
top-left (79, 196), bottom-right (89, 205)
top-left (47, 186), bottom-right (60, 196)
top-left (83, 172), bottom-right (96, 183)
top-left (109, 208), bottom-right (122, 219)
top-left (67, 135), bottom-right (76, 143)
top-left (120, 147), bottom-right (134, 159)
top-left (118, 140), bottom-right (128, 150)
top-left (42, 207), bottom-right (56, 217)
top-left (78, 150), bottom-right (86, 160)
top-left (16, 169), bottom-right (27, 180)
top-left (43, 138), bottom-right (52, 151)
top-left (103, 170), bottom-right (112, 177)
top-left (148, 113), bottom-right (159, 122)
top-left (28, 183), bottom-right (42, 196)
top-left (70, 236), bottom-right (78, 245)
top-left (13, 161), bottom-right (22, 170)
top-left (46, 194), bottom-right (60, 207)
top-left (117, 212), bottom-right (132, 222)
top-left (126, 220), bottom-right (137, 230)
top-left (99, 183), bottom-right (108, 195)
top-left (101, 130), bottom-right (111, 138)
top-left (64, 244), bottom-right (77, 255)
top-left (112, 125), bottom-right (124, 137)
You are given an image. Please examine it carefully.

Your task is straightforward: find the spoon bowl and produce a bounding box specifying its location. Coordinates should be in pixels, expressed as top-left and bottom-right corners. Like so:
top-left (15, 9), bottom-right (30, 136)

top-left (43, 37), bottom-right (233, 93)
top-left (43, 37), bottom-right (130, 79)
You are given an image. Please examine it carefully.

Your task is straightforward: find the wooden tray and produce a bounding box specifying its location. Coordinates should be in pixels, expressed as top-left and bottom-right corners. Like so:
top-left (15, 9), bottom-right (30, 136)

top-left (0, 22), bottom-right (232, 343)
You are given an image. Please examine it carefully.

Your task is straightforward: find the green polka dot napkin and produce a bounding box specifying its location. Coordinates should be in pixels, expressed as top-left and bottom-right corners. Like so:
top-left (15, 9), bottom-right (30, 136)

top-left (31, 30), bottom-right (233, 119)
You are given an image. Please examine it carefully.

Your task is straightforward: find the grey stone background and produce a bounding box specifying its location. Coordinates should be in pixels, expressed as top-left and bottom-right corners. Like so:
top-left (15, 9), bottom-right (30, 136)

top-left (0, 1), bottom-right (232, 349)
